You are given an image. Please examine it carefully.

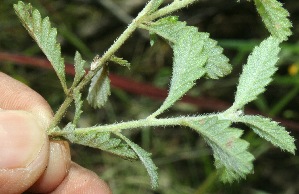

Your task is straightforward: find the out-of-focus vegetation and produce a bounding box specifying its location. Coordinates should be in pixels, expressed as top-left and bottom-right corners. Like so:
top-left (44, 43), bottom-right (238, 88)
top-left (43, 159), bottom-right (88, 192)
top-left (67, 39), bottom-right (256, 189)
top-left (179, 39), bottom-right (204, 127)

top-left (1, 0), bottom-right (299, 193)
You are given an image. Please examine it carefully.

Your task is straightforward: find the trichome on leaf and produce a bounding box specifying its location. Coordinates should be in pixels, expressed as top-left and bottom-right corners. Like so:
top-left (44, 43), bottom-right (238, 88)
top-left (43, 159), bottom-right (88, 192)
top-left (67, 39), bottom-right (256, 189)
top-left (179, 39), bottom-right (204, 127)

top-left (13, 0), bottom-right (296, 190)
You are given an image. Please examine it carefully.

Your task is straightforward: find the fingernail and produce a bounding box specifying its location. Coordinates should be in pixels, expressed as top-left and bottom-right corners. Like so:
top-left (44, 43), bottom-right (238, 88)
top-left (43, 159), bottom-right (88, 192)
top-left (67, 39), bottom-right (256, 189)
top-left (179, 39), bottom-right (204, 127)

top-left (0, 110), bottom-right (45, 168)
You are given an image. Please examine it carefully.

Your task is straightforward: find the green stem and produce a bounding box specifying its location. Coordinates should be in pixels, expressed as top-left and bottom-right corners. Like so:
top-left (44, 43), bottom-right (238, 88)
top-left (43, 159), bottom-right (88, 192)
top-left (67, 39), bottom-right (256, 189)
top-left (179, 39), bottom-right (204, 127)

top-left (48, 96), bottom-right (73, 130)
top-left (48, 0), bottom-right (160, 131)
top-left (49, 0), bottom-right (202, 131)
top-left (49, 115), bottom-right (212, 136)
top-left (148, 0), bottom-right (198, 21)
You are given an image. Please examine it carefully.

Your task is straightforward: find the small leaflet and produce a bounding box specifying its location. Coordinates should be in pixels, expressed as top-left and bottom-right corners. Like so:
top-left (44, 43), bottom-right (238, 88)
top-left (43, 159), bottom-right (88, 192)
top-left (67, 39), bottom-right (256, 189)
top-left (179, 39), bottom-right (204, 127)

top-left (87, 65), bottom-right (111, 108)
top-left (237, 115), bottom-right (296, 154)
top-left (149, 0), bottom-right (164, 13)
top-left (14, 2), bottom-right (68, 93)
top-left (118, 133), bottom-right (159, 189)
top-left (73, 90), bottom-right (83, 125)
top-left (109, 55), bottom-right (130, 69)
top-left (187, 117), bottom-right (254, 182)
top-left (231, 36), bottom-right (280, 110)
top-left (62, 124), bottom-right (137, 160)
top-left (73, 51), bottom-right (86, 86)
top-left (254, 0), bottom-right (292, 42)
top-left (143, 17), bottom-right (231, 117)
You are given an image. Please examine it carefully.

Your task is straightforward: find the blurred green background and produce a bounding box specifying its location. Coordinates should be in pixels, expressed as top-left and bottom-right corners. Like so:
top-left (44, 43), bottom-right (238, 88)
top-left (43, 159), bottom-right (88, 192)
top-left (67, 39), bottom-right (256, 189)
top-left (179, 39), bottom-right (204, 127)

top-left (1, 0), bottom-right (299, 193)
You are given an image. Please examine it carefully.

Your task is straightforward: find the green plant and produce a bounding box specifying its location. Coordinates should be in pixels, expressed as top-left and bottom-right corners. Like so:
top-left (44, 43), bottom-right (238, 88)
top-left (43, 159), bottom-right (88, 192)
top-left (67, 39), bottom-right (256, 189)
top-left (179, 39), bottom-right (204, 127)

top-left (13, 0), bottom-right (295, 189)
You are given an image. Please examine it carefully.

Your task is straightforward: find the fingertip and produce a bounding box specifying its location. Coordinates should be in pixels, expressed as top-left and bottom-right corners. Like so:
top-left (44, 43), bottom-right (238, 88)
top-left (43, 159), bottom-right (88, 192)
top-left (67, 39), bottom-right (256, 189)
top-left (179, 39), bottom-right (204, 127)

top-left (51, 162), bottom-right (112, 194)
top-left (0, 111), bottom-right (49, 193)
top-left (0, 72), bottom-right (53, 127)
top-left (0, 110), bottom-right (47, 169)
top-left (28, 141), bottom-right (71, 193)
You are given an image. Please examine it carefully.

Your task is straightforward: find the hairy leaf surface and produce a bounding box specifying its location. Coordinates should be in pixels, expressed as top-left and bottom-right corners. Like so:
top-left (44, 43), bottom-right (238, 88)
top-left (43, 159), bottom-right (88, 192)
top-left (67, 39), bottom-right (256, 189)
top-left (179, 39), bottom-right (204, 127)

top-left (119, 133), bottom-right (159, 189)
top-left (87, 66), bottom-right (111, 108)
top-left (73, 51), bottom-right (86, 86)
top-left (63, 124), bottom-right (137, 159)
top-left (144, 17), bottom-right (231, 117)
top-left (232, 36), bottom-right (280, 110)
top-left (110, 55), bottom-right (130, 68)
top-left (187, 117), bottom-right (254, 182)
top-left (73, 90), bottom-right (83, 125)
top-left (237, 115), bottom-right (295, 154)
top-left (254, 0), bottom-right (292, 42)
top-left (149, 0), bottom-right (164, 13)
top-left (14, 2), bottom-right (67, 92)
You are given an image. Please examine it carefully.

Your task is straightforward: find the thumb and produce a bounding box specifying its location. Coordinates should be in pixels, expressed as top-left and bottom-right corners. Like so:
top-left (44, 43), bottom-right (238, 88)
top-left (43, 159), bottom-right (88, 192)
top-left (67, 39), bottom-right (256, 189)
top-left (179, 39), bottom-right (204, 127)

top-left (0, 110), bottom-right (49, 194)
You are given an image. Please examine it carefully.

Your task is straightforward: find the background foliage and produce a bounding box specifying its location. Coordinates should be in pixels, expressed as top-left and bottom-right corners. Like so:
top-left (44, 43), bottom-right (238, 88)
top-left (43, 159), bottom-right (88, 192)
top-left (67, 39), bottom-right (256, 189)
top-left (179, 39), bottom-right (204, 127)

top-left (1, 0), bottom-right (299, 193)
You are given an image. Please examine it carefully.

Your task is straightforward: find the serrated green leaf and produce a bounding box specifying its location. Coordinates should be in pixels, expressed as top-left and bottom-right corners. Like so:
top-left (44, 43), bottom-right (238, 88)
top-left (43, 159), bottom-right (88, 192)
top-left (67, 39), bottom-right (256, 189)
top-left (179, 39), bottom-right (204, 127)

top-left (110, 55), bottom-right (130, 68)
top-left (118, 133), bottom-right (159, 189)
top-left (149, 0), bottom-right (164, 13)
top-left (237, 115), bottom-right (296, 154)
top-left (231, 36), bottom-right (280, 110)
top-left (254, 0), bottom-right (292, 42)
top-left (62, 124), bottom-right (137, 159)
top-left (99, 138), bottom-right (122, 150)
top-left (186, 117), bottom-right (254, 182)
top-left (87, 66), bottom-right (111, 108)
top-left (73, 51), bottom-right (86, 86)
top-left (145, 17), bottom-right (231, 79)
top-left (73, 90), bottom-right (83, 125)
top-left (14, 2), bottom-right (67, 92)
top-left (144, 17), bottom-right (231, 117)
top-left (204, 39), bottom-right (232, 79)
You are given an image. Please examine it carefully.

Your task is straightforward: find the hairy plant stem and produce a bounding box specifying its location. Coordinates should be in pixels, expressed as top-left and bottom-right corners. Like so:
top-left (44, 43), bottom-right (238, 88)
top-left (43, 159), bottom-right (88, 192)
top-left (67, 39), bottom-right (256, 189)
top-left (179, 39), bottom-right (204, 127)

top-left (49, 27), bottom-right (138, 130)
top-left (50, 114), bottom-right (214, 137)
top-left (148, 0), bottom-right (198, 21)
top-left (48, 0), bottom-right (159, 131)
top-left (48, 0), bottom-right (201, 132)
top-left (49, 109), bottom-right (241, 137)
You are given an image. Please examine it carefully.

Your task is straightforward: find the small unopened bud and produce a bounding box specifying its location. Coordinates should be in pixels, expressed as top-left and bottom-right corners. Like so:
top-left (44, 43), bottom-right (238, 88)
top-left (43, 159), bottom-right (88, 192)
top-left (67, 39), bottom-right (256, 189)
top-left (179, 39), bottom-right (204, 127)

top-left (90, 55), bottom-right (101, 71)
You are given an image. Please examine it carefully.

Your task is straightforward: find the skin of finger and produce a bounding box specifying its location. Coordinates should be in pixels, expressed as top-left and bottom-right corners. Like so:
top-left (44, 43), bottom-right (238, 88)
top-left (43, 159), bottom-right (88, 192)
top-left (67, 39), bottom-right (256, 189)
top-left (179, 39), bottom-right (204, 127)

top-left (0, 73), bottom-right (112, 193)
top-left (0, 73), bottom-right (71, 192)
top-left (0, 137), bottom-right (49, 194)
top-left (0, 72), bottom-right (53, 127)
top-left (28, 141), bottom-right (71, 193)
top-left (50, 162), bottom-right (112, 194)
